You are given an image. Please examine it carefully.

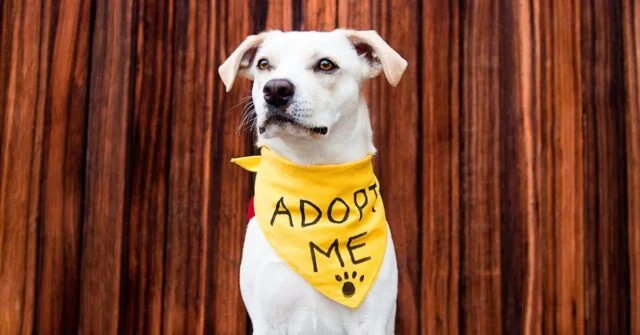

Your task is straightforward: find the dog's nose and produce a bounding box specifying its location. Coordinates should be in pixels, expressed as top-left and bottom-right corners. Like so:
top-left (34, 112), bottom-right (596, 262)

top-left (263, 79), bottom-right (295, 107)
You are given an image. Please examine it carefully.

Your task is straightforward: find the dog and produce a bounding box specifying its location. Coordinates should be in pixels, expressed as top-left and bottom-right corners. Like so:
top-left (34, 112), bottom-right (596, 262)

top-left (219, 29), bottom-right (407, 334)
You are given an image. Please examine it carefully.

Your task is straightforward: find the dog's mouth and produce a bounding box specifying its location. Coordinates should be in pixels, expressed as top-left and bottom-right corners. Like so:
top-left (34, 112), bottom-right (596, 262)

top-left (259, 112), bottom-right (328, 135)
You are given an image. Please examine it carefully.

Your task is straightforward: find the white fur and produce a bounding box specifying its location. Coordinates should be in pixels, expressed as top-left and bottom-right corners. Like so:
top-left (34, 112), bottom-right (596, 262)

top-left (220, 29), bottom-right (407, 334)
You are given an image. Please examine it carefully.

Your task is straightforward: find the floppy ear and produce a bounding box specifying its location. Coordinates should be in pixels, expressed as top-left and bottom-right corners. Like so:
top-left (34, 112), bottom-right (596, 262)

top-left (345, 30), bottom-right (408, 87)
top-left (218, 33), bottom-right (267, 92)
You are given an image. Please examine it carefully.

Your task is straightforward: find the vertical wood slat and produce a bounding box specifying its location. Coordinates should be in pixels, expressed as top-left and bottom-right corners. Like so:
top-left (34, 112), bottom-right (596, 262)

top-left (337, 0), bottom-right (372, 29)
top-left (300, 0), bottom-right (335, 31)
top-left (498, 0), bottom-right (540, 334)
top-left (300, 0), bottom-right (337, 31)
top-left (262, 0), bottom-right (293, 31)
top-left (121, 0), bottom-right (173, 333)
top-left (622, 1), bottom-right (640, 334)
top-left (78, 0), bottom-right (133, 333)
top-left (162, 0), bottom-right (208, 333)
top-left (536, 0), bottom-right (586, 333)
top-left (458, 1), bottom-right (502, 333)
top-left (206, 0), bottom-right (252, 333)
top-left (373, 1), bottom-right (421, 333)
top-left (582, 0), bottom-right (631, 333)
top-left (420, 0), bottom-right (460, 333)
top-left (36, 0), bottom-right (91, 333)
top-left (0, 0), bottom-right (45, 333)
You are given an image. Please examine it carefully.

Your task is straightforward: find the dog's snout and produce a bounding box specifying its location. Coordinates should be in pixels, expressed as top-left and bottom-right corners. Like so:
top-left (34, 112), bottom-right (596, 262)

top-left (263, 79), bottom-right (295, 107)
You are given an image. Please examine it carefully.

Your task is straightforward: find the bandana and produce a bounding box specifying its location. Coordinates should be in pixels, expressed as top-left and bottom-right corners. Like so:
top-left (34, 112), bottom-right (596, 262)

top-left (232, 147), bottom-right (388, 308)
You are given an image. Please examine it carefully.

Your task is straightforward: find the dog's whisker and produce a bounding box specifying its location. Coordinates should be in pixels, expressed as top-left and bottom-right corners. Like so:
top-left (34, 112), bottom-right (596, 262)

top-left (236, 101), bottom-right (257, 134)
top-left (229, 96), bottom-right (254, 112)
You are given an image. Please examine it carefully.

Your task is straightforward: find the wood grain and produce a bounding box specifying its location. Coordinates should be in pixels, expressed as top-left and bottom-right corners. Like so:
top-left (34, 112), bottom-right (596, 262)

top-left (162, 0), bottom-right (211, 333)
top-left (36, 0), bottom-right (90, 333)
top-left (78, 0), bottom-right (133, 333)
top-left (369, 1), bottom-right (422, 333)
top-left (121, 0), bottom-right (173, 333)
top-left (300, 0), bottom-right (337, 31)
top-left (622, 1), bottom-right (640, 334)
top-left (0, 0), bottom-right (638, 334)
top-left (420, 0), bottom-right (460, 333)
top-left (458, 1), bottom-right (503, 333)
top-left (206, 0), bottom-right (253, 333)
top-left (582, 0), bottom-right (631, 333)
top-left (261, 0), bottom-right (293, 31)
top-left (498, 1), bottom-right (540, 333)
top-left (537, 0), bottom-right (586, 333)
top-left (0, 0), bottom-right (45, 333)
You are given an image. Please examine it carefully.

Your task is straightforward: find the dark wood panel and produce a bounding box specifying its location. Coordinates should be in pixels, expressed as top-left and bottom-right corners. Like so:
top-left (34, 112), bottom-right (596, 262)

top-left (370, 1), bottom-right (422, 333)
top-left (498, 1), bottom-right (540, 334)
top-left (36, 0), bottom-right (91, 333)
top-left (78, 0), bottom-right (133, 333)
top-left (337, 0), bottom-right (372, 29)
top-left (0, 0), bottom-right (638, 334)
top-left (262, 0), bottom-right (293, 31)
top-left (300, 0), bottom-right (337, 31)
top-left (458, 1), bottom-right (502, 333)
top-left (121, 0), bottom-right (173, 333)
top-left (420, 0), bottom-right (461, 333)
top-left (206, 0), bottom-right (253, 333)
top-left (582, 0), bottom-right (631, 333)
top-left (536, 0), bottom-right (586, 333)
top-left (162, 0), bottom-right (214, 333)
top-left (0, 0), bottom-right (45, 333)
top-left (622, 1), bottom-right (640, 333)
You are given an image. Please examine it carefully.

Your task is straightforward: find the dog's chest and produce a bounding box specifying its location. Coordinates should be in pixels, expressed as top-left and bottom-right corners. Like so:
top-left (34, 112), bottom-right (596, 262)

top-left (239, 217), bottom-right (350, 332)
top-left (239, 216), bottom-right (398, 334)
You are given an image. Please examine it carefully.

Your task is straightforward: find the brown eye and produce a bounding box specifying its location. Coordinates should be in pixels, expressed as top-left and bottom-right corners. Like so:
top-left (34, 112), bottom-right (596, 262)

top-left (257, 58), bottom-right (270, 70)
top-left (316, 58), bottom-right (338, 72)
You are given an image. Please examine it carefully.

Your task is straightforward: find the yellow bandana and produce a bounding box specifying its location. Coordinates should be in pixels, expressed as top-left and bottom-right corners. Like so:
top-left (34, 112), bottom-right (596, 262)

top-left (232, 147), bottom-right (388, 308)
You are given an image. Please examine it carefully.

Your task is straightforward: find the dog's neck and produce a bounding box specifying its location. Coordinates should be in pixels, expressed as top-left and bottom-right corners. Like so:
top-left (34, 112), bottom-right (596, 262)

top-left (256, 97), bottom-right (375, 165)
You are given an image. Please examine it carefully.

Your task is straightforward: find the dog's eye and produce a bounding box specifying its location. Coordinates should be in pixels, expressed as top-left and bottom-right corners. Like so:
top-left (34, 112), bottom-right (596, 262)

top-left (316, 58), bottom-right (338, 72)
top-left (257, 58), bottom-right (270, 70)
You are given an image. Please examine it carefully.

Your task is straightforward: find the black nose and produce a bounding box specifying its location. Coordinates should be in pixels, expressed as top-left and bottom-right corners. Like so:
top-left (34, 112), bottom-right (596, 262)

top-left (263, 79), bottom-right (295, 107)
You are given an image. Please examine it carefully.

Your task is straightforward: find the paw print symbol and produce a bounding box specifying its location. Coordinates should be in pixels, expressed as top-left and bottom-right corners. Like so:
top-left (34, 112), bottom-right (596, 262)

top-left (335, 271), bottom-right (365, 297)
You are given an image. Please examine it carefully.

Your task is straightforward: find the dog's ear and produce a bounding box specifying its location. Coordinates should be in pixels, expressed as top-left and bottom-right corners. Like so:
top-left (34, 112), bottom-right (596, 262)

top-left (345, 30), bottom-right (408, 87)
top-left (218, 33), bottom-right (267, 92)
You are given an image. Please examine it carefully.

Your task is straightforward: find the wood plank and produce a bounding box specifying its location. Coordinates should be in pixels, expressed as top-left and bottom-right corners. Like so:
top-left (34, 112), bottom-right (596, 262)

top-left (420, 0), bottom-right (460, 334)
top-left (262, 0), bottom-right (293, 31)
top-left (205, 0), bottom-right (254, 333)
top-left (78, 0), bottom-right (133, 333)
top-left (622, 1), bottom-right (640, 333)
top-left (498, 1), bottom-right (541, 334)
top-left (458, 1), bottom-right (502, 333)
top-left (35, 0), bottom-right (90, 333)
top-left (337, 0), bottom-right (372, 29)
top-left (162, 0), bottom-right (208, 333)
top-left (300, 0), bottom-right (337, 31)
top-left (582, 0), bottom-right (631, 333)
top-left (120, 0), bottom-right (173, 334)
top-left (535, 0), bottom-right (585, 333)
top-left (162, 0), bottom-right (252, 333)
top-left (0, 0), bottom-right (46, 333)
top-left (368, 1), bottom-right (421, 333)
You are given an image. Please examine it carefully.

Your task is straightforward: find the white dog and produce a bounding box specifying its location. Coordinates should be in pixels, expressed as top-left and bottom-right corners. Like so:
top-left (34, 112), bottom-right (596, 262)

top-left (219, 29), bottom-right (407, 334)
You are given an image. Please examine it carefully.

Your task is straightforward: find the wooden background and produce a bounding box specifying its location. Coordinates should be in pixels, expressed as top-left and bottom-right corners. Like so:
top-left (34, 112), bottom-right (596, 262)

top-left (1, 0), bottom-right (639, 334)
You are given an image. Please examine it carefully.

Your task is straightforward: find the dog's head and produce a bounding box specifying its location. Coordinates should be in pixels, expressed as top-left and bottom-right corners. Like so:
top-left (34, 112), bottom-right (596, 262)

top-left (219, 29), bottom-right (407, 142)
